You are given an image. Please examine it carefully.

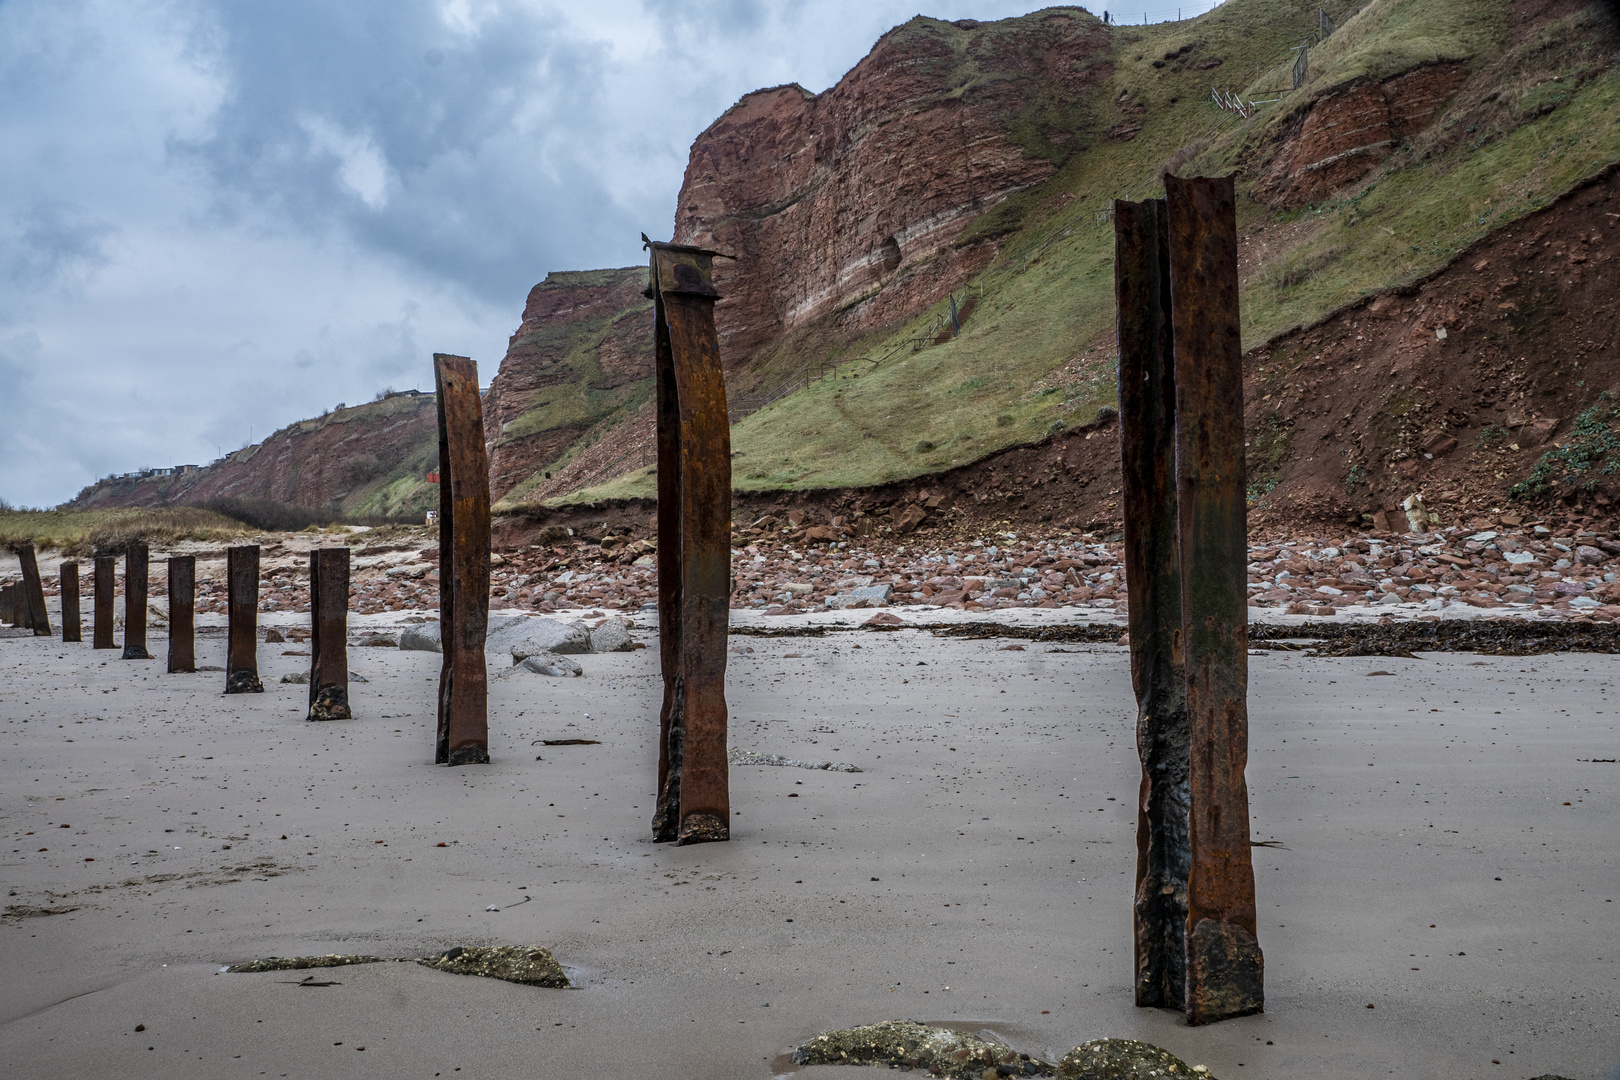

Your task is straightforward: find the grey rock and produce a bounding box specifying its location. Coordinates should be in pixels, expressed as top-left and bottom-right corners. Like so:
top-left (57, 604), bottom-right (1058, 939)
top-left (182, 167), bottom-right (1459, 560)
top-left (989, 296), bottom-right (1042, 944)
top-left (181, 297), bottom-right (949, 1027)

top-left (794, 1020), bottom-right (1052, 1077)
top-left (488, 616), bottom-right (592, 657)
top-left (826, 584), bottom-right (893, 609)
top-left (279, 672), bottom-right (309, 684)
top-left (1575, 544), bottom-right (1605, 566)
top-left (494, 652), bottom-right (582, 678)
top-left (728, 748), bottom-right (862, 773)
top-left (587, 617), bottom-right (635, 653)
top-left (399, 622), bottom-right (442, 652)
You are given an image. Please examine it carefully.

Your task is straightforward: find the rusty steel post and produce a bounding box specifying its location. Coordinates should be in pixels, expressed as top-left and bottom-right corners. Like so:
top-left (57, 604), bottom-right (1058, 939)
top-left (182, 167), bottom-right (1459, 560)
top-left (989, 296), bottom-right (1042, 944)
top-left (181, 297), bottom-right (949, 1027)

top-left (60, 561), bottom-right (81, 643)
top-left (225, 545), bottom-right (263, 693)
top-left (168, 555), bottom-right (196, 673)
top-left (1166, 173), bottom-right (1263, 1025)
top-left (15, 543), bottom-right (52, 637)
top-left (646, 239), bottom-right (732, 846)
top-left (1116, 197), bottom-right (1191, 1010)
top-left (433, 354), bottom-right (490, 765)
top-left (309, 547), bottom-right (351, 721)
top-left (0, 582), bottom-right (13, 625)
top-left (93, 555), bottom-right (116, 649)
top-left (122, 541), bottom-right (150, 659)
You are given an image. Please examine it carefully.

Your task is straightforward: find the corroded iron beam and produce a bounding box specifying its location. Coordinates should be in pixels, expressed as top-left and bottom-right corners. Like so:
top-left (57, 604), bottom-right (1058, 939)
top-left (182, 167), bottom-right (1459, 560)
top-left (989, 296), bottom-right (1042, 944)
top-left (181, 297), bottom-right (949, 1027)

top-left (122, 542), bottom-right (150, 659)
top-left (225, 545), bottom-right (263, 693)
top-left (1116, 197), bottom-right (1190, 1010)
top-left (434, 353), bottom-right (490, 765)
top-left (93, 556), bottom-right (116, 649)
top-left (168, 555), bottom-right (195, 673)
top-left (1166, 173), bottom-right (1263, 1025)
top-left (309, 547), bottom-right (351, 721)
top-left (0, 582), bottom-right (16, 625)
top-left (16, 543), bottom-right (51, 637)
top-left (60, 561), bottom-right (81, 643)
top-left (646, 238), bottom-right (732, 846)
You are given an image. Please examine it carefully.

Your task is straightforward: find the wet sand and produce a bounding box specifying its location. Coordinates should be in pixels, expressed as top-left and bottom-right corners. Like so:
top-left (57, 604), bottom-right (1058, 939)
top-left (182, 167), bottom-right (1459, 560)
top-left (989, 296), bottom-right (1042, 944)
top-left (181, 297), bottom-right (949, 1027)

top-left (1, 620), bottom-right (1617, 1079)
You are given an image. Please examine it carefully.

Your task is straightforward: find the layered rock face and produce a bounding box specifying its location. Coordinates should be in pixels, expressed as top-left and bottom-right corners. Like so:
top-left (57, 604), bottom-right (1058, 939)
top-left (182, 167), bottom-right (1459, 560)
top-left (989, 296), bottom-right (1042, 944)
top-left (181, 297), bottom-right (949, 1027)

top-left (673, 9), bottom-right (1110, 367)
top-left (1255, 61), bottom-right (1469, 208)
top-left (482, 268), bottom-right (654, 501)
top-left (70, 392), bottom-right (439, 515)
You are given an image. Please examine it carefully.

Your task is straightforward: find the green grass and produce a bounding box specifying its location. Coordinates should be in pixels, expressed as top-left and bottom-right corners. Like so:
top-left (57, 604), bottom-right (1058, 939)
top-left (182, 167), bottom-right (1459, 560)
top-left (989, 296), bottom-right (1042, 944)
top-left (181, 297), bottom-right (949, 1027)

top-left (552, 0), bottom-right (1619, 506)
top-left (0, 508), bottom-right (250, 554)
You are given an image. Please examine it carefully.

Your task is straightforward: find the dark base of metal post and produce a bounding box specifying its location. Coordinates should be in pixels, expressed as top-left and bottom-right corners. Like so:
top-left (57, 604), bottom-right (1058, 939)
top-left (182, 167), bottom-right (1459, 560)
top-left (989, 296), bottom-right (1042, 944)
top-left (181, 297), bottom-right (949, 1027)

top-left (309, 685), bottom-right (350, 720)
top-left (446, 743), bottom-right (491, 766)
top-left (225, 670), bottom-right (264, 694)
top-left (675, 813), bottom-right (728, 845)
top-left (1186, 920), bottom-right (1264, 1025)
top-left (122, 645), bottom-right (153, 660)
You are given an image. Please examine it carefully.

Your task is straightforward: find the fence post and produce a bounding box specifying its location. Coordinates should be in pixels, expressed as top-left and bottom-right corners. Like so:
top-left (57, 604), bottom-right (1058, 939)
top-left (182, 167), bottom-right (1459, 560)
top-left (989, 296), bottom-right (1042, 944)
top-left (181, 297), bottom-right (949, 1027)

top-left (1116, 196), bottom-right (1190, 1011)
top-left (168, 556), bottom-right (196, 672)
top-left (122, 542), bottom-right (150, 659)
top-left (60, 562), bottom-right (81, 643)
top-left (647, 239), bottom-right (733, 846)
top-left (309, 547), bottom-right (352, 721)
top-left (1165, 173), bottom-right (1263, 1025)
top-left (93, 556), bottom-right (116, 649)
top-left (433, 353), bottom-right (491, 765)
top-left (225, 545), bottom-right (263, 692)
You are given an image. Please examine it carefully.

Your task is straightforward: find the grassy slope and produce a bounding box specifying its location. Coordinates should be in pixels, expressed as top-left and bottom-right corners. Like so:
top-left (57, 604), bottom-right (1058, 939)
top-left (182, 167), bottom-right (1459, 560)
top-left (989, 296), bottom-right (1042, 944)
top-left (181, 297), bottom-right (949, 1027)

top-left (563, 0), bottom-right (1619, 505)
top-left (0, 508), bottom-right (249, 554)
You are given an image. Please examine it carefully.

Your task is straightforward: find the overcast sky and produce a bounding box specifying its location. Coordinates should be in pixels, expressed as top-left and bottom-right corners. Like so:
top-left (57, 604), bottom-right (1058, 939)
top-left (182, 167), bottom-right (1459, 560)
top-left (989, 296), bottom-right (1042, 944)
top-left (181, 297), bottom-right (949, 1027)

top-left (0, 0), bottom-right (1220, 508)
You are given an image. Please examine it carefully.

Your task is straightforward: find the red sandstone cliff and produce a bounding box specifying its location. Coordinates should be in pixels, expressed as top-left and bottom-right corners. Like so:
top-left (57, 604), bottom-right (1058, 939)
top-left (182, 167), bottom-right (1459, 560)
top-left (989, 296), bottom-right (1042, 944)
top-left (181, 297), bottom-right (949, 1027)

top-left (481, 268), bottom-right (654, 501)
top-left (673, 10), bottom-right (1111, 367)
top-left (70, 391), bottom-right (439, 516)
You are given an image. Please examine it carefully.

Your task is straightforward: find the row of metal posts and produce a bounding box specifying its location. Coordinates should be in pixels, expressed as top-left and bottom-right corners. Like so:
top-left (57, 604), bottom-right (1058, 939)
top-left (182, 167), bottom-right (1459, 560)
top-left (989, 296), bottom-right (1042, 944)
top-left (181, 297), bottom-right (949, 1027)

top-left (6, 209), bottom-right (1260, 1020)
top-left (2, 540), bottom-right (351, 720)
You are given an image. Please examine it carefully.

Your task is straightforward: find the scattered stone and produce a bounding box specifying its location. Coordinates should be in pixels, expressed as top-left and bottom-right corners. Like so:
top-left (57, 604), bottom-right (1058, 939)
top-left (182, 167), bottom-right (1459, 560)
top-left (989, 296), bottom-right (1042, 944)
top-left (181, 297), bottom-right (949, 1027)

top-left (355, 632), bottom-right (397, 647)
top-left (264, 628), bottom-right (285, 643)
top-left (488, 616), bottom-right (592, 657)
top-left (280, 672), bottom-right (309, 684)
top-left (399, 622), bottom-right (442, 652)
top-left (863, 611), bottom-right (906, 627)
top-left (792, 1020), bottom-right (1053, 1078)
top-left (416, 944), bottom-right (570, 988)
top-left (1059, 1039), bottom-right (1211, 1079)
top-left (728, 748), bottom-right (862, 773)
top-left (587, 617), bottom-right (635, 652)
top-left (827, 584), bottom-right (894, 609)
top-left (496, 652), bottom-right (583, 678)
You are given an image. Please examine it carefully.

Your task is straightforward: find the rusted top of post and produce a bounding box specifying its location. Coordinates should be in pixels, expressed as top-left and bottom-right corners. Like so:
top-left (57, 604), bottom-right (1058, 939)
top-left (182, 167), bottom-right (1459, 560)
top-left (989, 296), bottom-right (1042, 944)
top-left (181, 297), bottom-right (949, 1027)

top-left (642, 234), bottom-right (733, 299)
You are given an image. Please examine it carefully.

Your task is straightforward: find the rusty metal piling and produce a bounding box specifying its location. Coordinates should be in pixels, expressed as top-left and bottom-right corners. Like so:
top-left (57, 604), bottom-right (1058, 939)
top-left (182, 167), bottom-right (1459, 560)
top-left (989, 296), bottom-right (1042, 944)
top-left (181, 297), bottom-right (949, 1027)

top-left (15, 543), bottom-right (51, 637)
top-left (121, 542), bottom-right (150, 659)
top-left (168, 556), bottom-right (195, 673)
top-left (646, 239), bottom-right (733, 846)
top-left (93, 556), bottom-right (116, 649)
top-left (1116, 175), bottom-right (1262, 1026)
top-left (60, 562), bottom-right (81, 642)
top-left (433, 354), bottom-right (490, 764)
top-left (225, 545), bottom-right (263, 693)
top-left (1116, 197), bottom-right (1190, 1010)
top-left (309, 547), bottom-right (351, 721)
top-left (1165, 174), bottom-right (1263, 1025)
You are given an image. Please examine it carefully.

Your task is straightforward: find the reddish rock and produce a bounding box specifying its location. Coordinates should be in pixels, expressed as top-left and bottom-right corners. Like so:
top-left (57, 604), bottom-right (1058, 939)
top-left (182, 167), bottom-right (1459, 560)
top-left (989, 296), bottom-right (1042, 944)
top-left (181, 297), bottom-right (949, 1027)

top-left (482, 268), bottom-right (654, 501)
top-left (1254, 62), bottom-right (1468, 208)
top-left (673, 11), bottom-right (1110, 369)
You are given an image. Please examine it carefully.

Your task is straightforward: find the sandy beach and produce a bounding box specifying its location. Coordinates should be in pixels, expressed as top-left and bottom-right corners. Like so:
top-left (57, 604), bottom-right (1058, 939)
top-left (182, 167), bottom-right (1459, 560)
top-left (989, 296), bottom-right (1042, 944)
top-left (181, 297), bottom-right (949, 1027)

top-left (2, 609), bottom-right (1617, 1079)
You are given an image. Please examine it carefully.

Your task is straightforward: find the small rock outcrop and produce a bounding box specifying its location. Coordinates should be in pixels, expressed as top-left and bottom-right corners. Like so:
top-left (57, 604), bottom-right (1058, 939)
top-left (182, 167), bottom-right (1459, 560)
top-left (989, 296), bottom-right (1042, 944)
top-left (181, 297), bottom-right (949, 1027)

top-left (793, 1021), bottom-right (1053, 1077)
top-left (1059, 1039), bottom-right (1212, 1079)
top-left (1254, 62), bottom-right (1468, 208)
